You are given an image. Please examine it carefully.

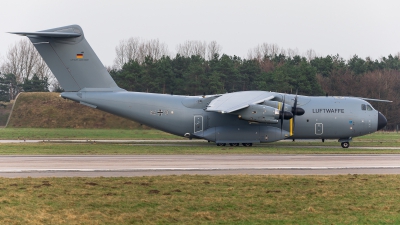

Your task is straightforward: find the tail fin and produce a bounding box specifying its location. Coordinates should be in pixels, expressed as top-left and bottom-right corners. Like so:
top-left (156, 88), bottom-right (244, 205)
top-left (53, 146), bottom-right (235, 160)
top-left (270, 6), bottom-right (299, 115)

top-left (10, 25), bottom-right (120, 92)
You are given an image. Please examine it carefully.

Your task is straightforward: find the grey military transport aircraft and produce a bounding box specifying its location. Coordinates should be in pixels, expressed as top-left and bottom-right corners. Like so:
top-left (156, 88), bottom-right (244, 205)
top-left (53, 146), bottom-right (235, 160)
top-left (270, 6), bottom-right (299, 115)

top-left (10, 25), bottom-right (389, 148)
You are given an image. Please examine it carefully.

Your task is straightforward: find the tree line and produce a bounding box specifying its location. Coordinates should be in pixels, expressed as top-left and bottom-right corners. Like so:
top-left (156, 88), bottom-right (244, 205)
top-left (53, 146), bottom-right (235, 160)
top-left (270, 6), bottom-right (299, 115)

top-left (110, 40), bottom-right (400, 129)
top-left (1, 38), bottom-right (399, 129)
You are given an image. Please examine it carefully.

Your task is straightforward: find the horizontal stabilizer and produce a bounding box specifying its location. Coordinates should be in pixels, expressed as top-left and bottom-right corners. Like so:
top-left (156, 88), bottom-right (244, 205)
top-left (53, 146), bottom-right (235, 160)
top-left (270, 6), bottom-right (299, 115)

top-left (9, 32), bottom-right (81, 38)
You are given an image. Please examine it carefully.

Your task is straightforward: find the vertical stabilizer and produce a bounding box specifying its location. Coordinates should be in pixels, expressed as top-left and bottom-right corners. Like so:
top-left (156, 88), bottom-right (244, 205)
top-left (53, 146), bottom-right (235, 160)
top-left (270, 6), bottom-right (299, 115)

top-left (10, 25), bottom-right (120, 92)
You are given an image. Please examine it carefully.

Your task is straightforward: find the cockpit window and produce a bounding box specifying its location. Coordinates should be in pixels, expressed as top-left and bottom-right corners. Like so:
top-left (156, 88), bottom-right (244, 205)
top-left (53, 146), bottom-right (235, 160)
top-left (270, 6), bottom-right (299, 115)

top-left (367, 105), bottom-right (373, 111)
top-left (361, 104), bottom-right (366, 111)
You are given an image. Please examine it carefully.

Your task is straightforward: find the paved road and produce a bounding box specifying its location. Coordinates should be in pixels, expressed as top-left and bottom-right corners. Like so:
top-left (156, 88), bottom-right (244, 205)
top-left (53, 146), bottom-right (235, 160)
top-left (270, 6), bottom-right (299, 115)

top-left (0, 154), bottom-right (399, 177)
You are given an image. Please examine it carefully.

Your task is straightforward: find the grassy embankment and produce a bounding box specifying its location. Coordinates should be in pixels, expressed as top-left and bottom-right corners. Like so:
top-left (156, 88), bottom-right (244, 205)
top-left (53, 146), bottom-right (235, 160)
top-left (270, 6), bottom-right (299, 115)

top-left (6, 92), bottom-right (143, 129)
top-left (0, 175), bottom-right (399, 224)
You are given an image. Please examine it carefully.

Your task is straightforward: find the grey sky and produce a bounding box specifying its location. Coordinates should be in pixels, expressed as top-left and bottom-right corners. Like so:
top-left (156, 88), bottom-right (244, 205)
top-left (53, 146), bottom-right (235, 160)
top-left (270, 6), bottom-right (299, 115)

top-left (1, 0), bottom-right (400, 67)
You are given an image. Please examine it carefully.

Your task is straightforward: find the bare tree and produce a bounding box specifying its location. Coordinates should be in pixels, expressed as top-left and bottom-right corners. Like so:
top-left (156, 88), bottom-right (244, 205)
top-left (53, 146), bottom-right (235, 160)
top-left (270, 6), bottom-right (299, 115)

top-left (0, 39), bottom-right (53, 83)
top-left (247, 43), bottom-right (282, 61)
top-left (305, 49), bottom-right (317, 61)
top-left (114, 40), bottom-right (128, 69)
top-left (286, 48), bottom-right (299, 58)
top-left (270, 44), bottom-right (280, 57)
top-left (113, 37), bottom-right (169, 69)
top-left (140, 39), bottom-right (169, 61)
top-left (176, 40), bottom-right (207, 58)
top-left (207, 41), bottom-right (222, 60)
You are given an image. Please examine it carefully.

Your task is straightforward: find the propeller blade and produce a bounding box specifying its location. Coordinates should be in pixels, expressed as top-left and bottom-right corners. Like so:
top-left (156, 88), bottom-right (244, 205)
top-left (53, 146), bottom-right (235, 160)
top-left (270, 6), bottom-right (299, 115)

top-left (292, 90), bottom-right (298, 132)
top-left (280, 95), bottom-right (285, 135)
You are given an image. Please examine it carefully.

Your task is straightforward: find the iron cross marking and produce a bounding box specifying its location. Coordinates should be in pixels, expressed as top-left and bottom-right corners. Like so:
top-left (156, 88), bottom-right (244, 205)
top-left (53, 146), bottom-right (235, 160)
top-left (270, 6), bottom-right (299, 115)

top-left (157, 109), bottom-right (164, 116)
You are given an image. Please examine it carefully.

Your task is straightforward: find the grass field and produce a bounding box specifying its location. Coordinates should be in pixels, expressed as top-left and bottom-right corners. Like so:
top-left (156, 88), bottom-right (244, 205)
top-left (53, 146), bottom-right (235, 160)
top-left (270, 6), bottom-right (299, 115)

top-left (1, 142), bottom-right (400, 155)
top-left (0, 129), bottom-right (399, 224)
top-left (0, 129), bottom-right (398, 155)
top-left (0, 175), bottom-right (399, 224)
top-left (0, 128), bottom-right (180, 140)
top-left (0, 127), bottom-right (399, 141)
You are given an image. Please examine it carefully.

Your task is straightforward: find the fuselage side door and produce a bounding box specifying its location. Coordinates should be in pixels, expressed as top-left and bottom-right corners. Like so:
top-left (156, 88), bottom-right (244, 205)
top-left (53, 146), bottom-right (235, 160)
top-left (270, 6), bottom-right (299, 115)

top-left (315, 123), bottom-right (323, 135)
top-left (194, 115), bottom-right (203, 135)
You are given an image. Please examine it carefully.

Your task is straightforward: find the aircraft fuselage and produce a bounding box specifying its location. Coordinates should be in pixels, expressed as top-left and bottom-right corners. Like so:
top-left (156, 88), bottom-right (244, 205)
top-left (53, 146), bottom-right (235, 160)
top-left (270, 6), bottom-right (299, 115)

top-left (62, 91), bottom-right (385, 144)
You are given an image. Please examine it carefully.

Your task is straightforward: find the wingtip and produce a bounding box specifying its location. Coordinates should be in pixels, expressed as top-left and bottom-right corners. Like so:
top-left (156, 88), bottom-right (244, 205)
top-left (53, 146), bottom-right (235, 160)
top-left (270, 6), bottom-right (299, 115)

top-left (8, 32), bottom-right (25, 36)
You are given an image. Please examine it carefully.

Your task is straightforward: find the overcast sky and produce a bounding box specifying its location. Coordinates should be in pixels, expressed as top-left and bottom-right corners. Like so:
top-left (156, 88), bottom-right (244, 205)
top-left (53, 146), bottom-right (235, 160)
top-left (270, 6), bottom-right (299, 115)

top-left (1, 0), bottom-right (400, 67)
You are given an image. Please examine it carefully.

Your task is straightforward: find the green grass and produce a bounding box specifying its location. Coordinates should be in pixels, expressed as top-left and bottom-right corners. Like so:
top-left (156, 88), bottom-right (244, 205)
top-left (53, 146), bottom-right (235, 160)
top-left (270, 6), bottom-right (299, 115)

top-left (0, 175), bottom-right (399, 224)
top-left (0, 142), bottom-right (399, 155)
top-left (0, 128), bottom-right (181, 140)
top-left (0, 128), bottom-right (399, 142)
top-left (0, 129), bottom-right (397, 155)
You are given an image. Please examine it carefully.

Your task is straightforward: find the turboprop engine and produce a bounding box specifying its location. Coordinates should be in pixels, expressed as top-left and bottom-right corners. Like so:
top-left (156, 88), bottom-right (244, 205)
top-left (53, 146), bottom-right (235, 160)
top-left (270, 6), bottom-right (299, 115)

top-left (263, 100), bottom-right (305, 116)
top-left (235, 104), bottom-right (292, 123)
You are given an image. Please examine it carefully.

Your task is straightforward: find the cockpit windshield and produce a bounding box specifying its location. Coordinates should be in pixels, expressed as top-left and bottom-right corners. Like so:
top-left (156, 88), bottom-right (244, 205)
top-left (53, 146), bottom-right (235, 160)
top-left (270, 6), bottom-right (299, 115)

top-left (361, 104), bottom-right (374, 111)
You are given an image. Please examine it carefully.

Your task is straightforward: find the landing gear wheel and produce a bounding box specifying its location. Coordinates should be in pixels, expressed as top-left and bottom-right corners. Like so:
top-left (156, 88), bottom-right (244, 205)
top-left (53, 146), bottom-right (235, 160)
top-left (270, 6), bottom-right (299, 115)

top-left (217, 143), bottom-right (226, 146)
top-left (341, 142), bottom-right (350, 148)
top-left (229, 143), bottom-right (239, 147)
top-left (242, 143), bottom-right (253, 147)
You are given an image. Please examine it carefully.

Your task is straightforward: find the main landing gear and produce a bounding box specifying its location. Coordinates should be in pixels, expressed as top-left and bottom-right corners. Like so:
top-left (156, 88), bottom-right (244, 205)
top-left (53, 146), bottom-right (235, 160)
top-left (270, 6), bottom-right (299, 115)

top-left (341, 142), bottom-right (350, 148)
top-left (216, 143), bottom-right (252, 147)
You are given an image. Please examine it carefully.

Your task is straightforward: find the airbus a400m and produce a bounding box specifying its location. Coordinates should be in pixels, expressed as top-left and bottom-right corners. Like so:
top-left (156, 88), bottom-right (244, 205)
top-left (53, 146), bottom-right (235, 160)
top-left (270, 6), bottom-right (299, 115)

top-left (10, 25), bottom-right (389, 148)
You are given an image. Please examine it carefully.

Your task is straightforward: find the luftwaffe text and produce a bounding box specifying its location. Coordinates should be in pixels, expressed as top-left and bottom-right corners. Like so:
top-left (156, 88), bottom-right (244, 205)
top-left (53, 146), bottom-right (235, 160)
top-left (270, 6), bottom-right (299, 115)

top-left (312, 109), bottom-right (344, 113)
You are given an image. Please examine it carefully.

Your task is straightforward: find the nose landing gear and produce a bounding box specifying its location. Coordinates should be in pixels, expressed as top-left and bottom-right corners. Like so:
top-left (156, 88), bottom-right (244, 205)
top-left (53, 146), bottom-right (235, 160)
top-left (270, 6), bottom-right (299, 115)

top-left (338, 138), bottom-right (352, 148)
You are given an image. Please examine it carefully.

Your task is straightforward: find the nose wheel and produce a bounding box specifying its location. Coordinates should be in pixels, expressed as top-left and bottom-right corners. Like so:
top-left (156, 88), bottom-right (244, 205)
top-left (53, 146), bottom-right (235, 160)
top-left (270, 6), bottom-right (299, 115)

top-left (341, 142), bottom-right (350, 148)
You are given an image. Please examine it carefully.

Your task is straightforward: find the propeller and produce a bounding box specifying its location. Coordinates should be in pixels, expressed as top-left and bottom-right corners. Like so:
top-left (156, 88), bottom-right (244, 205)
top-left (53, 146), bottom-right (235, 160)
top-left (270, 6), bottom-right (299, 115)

top-left (279, 94), bottom-right (294, 136)
top-left (280, 95), bottom-right (285, 131)
top-left (292, 90), bottom-right (298, 132)
top-left (290, 90), bottom-right (305, 135)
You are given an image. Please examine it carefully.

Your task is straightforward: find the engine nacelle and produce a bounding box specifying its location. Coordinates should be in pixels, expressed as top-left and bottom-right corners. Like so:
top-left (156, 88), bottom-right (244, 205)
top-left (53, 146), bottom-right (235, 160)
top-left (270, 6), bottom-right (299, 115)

top-left (263, 100), bottom-right (304, 116)
top-left (235, 104), bottom-right (280, 123)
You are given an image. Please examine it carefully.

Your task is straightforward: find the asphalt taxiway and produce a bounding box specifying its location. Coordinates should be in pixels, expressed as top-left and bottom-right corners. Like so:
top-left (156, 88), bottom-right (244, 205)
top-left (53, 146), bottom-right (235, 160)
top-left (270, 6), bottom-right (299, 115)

top-left (0, 154), bottom-right (399, 177)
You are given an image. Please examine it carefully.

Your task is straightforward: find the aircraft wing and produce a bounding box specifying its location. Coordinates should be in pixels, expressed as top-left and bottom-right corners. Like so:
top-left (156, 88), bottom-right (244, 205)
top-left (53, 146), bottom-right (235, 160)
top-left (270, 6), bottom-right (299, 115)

top-left (206, 91), bottom-right (275, 113)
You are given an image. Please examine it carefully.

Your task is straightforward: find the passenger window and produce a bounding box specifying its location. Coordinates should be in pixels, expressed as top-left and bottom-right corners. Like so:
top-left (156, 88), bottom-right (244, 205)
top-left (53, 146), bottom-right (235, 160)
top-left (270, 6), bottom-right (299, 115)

top-left (367, 105), bottom-right (373, 111)
top-left (361, 104), bottom-right (366, 110)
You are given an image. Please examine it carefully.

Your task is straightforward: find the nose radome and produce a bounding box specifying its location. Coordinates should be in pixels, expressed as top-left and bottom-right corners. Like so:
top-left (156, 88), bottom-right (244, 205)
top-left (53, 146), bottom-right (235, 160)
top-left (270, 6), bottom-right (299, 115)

top-left (377, 112), bottom-right (387, 131)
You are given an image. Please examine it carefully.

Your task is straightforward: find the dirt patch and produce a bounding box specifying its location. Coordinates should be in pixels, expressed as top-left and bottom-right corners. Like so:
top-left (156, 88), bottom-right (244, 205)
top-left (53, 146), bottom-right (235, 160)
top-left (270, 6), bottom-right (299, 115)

top-left (266, 190), bottom-right (281, 193)
top-left (148, 190), bottom-right (160, 194)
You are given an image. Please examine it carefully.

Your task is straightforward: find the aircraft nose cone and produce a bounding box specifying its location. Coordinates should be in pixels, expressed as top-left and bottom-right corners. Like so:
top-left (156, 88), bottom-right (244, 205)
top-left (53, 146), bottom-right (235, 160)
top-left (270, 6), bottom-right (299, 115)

top-left (377, 112), bottom-right (387, 131)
